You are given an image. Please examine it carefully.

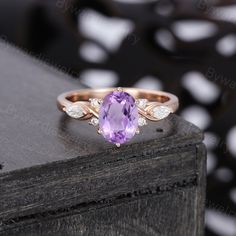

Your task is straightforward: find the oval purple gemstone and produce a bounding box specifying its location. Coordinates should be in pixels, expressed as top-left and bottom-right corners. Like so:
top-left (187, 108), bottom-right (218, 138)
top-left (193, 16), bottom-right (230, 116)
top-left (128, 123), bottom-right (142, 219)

top-left (99, 91), bottom-right (138, 144)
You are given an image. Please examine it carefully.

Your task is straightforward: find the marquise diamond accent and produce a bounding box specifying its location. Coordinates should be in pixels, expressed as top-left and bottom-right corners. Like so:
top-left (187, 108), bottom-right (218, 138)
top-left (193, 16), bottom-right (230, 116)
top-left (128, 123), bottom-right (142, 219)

top-left (153, 106), bottom-right (171, 120)
top-left (65, 103), bottom-right (84, 119)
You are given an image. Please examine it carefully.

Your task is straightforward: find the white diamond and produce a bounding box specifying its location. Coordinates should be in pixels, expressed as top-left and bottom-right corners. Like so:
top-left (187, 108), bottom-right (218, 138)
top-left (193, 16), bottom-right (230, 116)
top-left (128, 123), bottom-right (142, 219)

top-left (90, 98), bottom-right (102, 109)
top-left (138, 116), bottom-right (147, 126)
top-left (90, 117), bottom-right (99, 126)
top-left (153, 106), bottom-right (171, 120)
top-left (65, 103), bottom-right (84, 119)
top-left (136, 99), bottom-right (148, 109)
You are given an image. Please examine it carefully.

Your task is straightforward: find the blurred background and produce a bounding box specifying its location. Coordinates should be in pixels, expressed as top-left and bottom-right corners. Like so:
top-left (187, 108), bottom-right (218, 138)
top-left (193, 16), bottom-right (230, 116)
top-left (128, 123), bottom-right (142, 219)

top-left (0, 0), bottom-right (236, 235)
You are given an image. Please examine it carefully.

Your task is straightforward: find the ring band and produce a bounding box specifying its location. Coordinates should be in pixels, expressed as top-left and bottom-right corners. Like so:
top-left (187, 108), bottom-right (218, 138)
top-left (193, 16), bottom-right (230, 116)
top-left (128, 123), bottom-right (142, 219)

top-left (57, 87), bottom-right (179, 146)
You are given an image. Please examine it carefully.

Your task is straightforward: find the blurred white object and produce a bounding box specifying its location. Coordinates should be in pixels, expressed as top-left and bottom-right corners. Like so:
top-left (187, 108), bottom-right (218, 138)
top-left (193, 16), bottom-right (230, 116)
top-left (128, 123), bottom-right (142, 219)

top-left (204, 132), bottom-right (220, 149)
top-left (182, 71), bottom-right (220, 104)
top-left (211, 5), bottom-right (236, 24)
top-left (80, 70), bottom-right (119, 88)
top-left (216, 34), bottom-right (236, 57)
top-left (134, 76), bottom-right (163, 90)
top-left (227, 126), bottom-right (236, 157)
top-left (155, 29), bottom-right (175, 51)
top-left (207, 152), bottom-right (217, 174)
top-left (79, 9), bottom-right (134, 51)
top-left (172, 20), bottom-right (218, 42)
top-left (79, 42), bottom-right (108, 63)
top-left (181, 105), bottom-right (211, 130)
top-left (155, 3), bottom-right (174, 17)
top-left (230, 188), bottom-right (236, 204)
top-left (215, 168), bottom-right (234, 182)
top-left (206, 209), bottom-right (236, 236)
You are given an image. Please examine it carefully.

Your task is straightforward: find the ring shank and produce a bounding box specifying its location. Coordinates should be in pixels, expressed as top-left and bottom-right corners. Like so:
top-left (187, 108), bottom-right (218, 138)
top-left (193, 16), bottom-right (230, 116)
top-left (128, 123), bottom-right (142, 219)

top-left (57, 88), bottom-right (179, 113)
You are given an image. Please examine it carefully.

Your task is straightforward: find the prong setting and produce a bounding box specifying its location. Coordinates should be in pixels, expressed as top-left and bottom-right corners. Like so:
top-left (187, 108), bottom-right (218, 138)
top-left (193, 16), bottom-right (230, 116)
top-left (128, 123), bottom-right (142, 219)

top-left (89, 117), bottom-right (99, 126)
top-left (117, 87), bottom-right (123, 92)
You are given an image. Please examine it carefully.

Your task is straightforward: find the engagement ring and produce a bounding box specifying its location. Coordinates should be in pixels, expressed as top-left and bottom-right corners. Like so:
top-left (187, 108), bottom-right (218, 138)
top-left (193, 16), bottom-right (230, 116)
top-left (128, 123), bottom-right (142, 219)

top-left (57, 88), bottom-right (179, 147)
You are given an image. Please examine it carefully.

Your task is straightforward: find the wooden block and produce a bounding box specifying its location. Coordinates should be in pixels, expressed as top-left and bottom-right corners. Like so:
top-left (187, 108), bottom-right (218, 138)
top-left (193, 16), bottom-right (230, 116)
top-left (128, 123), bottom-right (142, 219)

top-left (0, 41), bottom-right (206, 235)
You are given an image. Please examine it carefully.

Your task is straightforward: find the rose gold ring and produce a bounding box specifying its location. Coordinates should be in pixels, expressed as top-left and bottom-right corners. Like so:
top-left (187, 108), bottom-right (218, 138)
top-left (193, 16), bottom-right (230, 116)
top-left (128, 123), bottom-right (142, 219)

top-left (57, 87), bottom-right (179, 146)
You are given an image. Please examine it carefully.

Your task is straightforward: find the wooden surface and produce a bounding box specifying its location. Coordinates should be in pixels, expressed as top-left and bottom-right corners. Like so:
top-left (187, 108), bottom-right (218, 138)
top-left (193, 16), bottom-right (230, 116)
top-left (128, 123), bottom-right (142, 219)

top-left (0, 41), bottom-right (206, 235)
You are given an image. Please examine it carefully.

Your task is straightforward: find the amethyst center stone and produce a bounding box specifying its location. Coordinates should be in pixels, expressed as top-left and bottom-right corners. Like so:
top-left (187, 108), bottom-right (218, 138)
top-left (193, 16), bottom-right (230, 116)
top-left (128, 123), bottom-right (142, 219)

top-left (99, 91), bottom-right (138, 144)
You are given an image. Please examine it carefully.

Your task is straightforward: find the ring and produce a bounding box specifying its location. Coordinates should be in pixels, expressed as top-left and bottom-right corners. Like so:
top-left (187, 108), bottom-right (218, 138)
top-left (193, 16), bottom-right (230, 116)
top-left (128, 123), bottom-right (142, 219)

top-left (57, 87), bottom-right (179, 147)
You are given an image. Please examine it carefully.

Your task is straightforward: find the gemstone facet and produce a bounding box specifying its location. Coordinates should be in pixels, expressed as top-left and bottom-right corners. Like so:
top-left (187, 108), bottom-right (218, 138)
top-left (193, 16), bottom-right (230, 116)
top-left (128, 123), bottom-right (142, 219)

top-left (153, 105), bottom-right (171, 120)
top-left (99, 91), bottom-right (138, 144)
top-left (65, 103), bottom-right (84, 119)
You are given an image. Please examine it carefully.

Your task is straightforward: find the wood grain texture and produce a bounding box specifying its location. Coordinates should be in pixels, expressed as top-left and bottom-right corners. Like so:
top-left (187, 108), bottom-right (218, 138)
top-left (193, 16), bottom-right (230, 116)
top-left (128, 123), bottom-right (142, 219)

top-left (1, 186), bottom-right (200, 236)
top-left (0, 41), bottom-right (206, 235)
